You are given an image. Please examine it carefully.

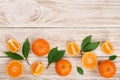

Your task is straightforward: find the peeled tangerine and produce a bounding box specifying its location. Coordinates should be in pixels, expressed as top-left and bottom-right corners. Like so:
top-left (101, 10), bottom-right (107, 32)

top-left (31, 62), bottom-right (44, 76)
top-left (67, 42), bottom-right (80, 56)
top-left (7, 38), bottom-right (20, 53)
top-left (101, 41), bottom-right (114, 54)
top-left (82, 52), bottom-right (98, 70)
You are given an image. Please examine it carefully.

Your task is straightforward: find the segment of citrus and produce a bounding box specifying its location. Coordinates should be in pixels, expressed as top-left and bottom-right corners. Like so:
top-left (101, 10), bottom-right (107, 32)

top-left (67, 42), bottom-right (80, 56)
top-left (101, 41), bottom-right (114, 54)
top-left (55, 59), bottom-right (72, 76)
top-left (82, 52), bottom-right (98, 70)
top-left (98, 60), bottom-right (116, 78)
top-left (6, 60), bottom-right (23, 78)
top-left (31, 62), bottom-right (44, 76)
top-left (32, 38), bottom-right (50, 56)
top-left (7, 39), bottom-right (20, 53)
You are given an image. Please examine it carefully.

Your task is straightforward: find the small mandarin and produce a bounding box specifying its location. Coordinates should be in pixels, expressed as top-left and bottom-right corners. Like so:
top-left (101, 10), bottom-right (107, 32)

top-left (55, 59), bottom-right (72, 76)
top-left (98, 60), bottom-right (116, 78)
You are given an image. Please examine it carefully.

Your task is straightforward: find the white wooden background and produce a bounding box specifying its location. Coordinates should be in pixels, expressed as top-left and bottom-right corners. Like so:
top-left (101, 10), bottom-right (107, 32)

top-left (0, 0), bottom-right (120, 80)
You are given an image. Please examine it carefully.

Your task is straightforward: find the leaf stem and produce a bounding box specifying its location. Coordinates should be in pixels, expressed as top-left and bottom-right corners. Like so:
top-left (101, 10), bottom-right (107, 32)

top-left (46, 63), bottom-right (51, 69)
top-left (25, 58), bottom-right (30, 65)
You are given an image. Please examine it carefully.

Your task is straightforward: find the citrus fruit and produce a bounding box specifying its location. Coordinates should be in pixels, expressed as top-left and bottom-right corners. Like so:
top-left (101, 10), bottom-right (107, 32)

top-left (67, 42), bottom-right (80, 56)
top-left (101, 41), bottom-right (114, 54)
top-left (6, 60), bottom-right (23, 78)
top-left (82, 52), bottom-right (98, 70)
top-left (31, 62), bottom-right (44, 76)
top-left (32, 38), bottom-right (50, 56)
top-left (55, 59), bottom-right (72, 76)
top-left (98, 60), bottom-right (116, 78)
top-left (7, 38), bottom-right (20, 53)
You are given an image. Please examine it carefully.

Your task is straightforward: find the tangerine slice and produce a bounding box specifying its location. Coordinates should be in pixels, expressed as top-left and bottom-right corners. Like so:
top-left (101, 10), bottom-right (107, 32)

top-left (101, 41), bottom-right (114, 54)
top-left (7, 39), bottom-right (20, 53)
top-left (82, 52), bottom-right (98, 70)
top-left (6, 60), bottom-right (23, 78)
top-left (31, 62), bottom-right (44, 76)
top-left (67, 42), bottom-right (80, 56)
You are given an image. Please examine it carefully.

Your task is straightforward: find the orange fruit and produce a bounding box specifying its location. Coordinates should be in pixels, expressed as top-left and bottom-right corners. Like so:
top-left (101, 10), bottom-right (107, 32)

top-left (67, 42), bottom-right (80, 56)
top-left (6, 60), bottom-right (23, 78)
top-left (7, 38), bottom-right (20, 53)
top-left (101, 41), bottom-right (114, 54)
top-left (82, 52), bottom-right (98, 70)
top-left (98, 60), bottom-right (116, 78)
top-left (31, 62), bottom-right (44, 76)
top-left (32, 38), bottom-right (50, 56)
top-left (55, 59), bottom-right (72, 76)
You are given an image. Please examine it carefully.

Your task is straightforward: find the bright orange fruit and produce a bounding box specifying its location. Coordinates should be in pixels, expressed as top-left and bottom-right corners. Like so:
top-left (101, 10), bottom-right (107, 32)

top-left (6, 60), bottom-right (23, 78)
top-left (31, 62), bottom-right (44, 76)
top-left (82, 52), bottom-right (98, 70)
top-left (55, 59), bottom-right (72, 76)
top-left (98, 60), bottom-right (116, 78)
top-left (101, 41), bottom-right (114, 54)
top-left (32, 38), bottom-right (50, 56)
top-left (67, 42), bottom-right (80, 56)
top-left (7, 38), bottom-right (20, 53)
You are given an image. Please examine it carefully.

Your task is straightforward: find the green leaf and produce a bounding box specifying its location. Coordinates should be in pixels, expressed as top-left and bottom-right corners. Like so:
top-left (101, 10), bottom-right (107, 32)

top-left (109, 55), bottom-right (117, 60)
top-left (48, 47), bottom-right (58, 64)
top-left (22, 38), bottom-right (30, 58)
top-left (5, 52), bottom-right (24, 60)
top-left (53, 50), bottom-right (65, 62)
top-left (47, 47), bottom-right (65, 69)
top-left (81, 35), bottom-right (91, 50)
top-left (83, 42), bottom-right (100, 52)
top-left (77, 67), bottom-right (84, 75)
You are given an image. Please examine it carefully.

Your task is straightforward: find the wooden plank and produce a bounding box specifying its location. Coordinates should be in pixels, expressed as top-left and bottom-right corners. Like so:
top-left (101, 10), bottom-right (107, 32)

top-left (0, 57), bottom-right (120, 79)
top-left (0, 0), bottom-right (120, 27)
top-left (0, 28), bottom-right (119, 57)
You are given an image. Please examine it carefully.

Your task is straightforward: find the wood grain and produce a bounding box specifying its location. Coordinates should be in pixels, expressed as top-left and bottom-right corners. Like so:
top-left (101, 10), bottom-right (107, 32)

top-left (0, 0), bottom-right (120, 27)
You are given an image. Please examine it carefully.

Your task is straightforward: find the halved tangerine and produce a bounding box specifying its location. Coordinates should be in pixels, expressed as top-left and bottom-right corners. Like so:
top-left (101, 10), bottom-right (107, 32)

top-left (6, 60), bottom-right (23, 78)
top-left (101, 41), bottom-right (114, 54)
top-left (31, 62), bottom-right (44, 76)
top-left (67, 42), bottom-right (80, 56)
top-left (7, 38), bottom-right (20, 53)
top-left (82, 52), bottom-right (98, 70)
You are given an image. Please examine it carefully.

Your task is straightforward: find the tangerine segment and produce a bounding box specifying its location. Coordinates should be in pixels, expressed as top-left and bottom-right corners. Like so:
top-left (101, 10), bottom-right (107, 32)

top-left (101, 41), bottom-right (114, 54)
top-left (32, 38), bottom-right (50, 56)
top-left (98, 60), bottom-right (116, 78)
top-left (67, 42), bottom-right (80, 56)
top-left (6, 60), bottom-right (23, 78)
top-left (55, 59), bottom-right (72, 76)
top-left (82, 52), bottom-right (98, 70)
top-left (7, 39), bottom-right (20, 53)
top-left (31, 62), bottom-right (44, 76)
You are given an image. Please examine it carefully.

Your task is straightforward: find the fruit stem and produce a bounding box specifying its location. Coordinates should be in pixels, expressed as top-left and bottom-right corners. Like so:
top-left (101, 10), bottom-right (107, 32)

top-left (25, 58), bottom-right (30, 65)
top-left (80, 50), bottom-right (83, 56)
top-left (46, 63), bottom-right (51, 69)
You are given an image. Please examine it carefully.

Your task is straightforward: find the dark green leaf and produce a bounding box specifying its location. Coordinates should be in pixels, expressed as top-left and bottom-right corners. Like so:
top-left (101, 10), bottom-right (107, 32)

top-left (109, 55), bottom-right (117, 60)
top-left (77, 67), bottom-right (84, 75)
top-left (5, 52), bottom-right (24, 60)
top-left (48, 47), bottom-right (58, 64)
top-left (83, 42), bottom-right (100, 52)
top-left (22, 38), bottom-right (30, 58)
top-left (53, 50), bottom-right (65, 62)
top-left (81, 35), bottom-right (92, 50)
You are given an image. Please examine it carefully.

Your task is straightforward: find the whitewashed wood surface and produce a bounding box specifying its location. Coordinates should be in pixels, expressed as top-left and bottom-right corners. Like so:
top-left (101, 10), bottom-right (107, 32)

top-left (0, 0), bottom-right (120, 80)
